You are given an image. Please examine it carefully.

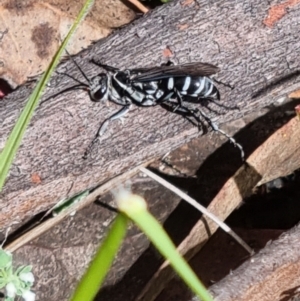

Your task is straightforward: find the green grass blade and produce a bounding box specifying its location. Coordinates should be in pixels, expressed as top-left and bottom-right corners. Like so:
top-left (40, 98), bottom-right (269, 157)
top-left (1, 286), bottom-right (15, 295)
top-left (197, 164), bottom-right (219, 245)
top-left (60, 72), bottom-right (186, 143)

top-left (0, 0), bottom-right (94, 191)
top-left (70, 214), bottom-right (129, 301)
top-left (117, 193), bottom-right (213, 301)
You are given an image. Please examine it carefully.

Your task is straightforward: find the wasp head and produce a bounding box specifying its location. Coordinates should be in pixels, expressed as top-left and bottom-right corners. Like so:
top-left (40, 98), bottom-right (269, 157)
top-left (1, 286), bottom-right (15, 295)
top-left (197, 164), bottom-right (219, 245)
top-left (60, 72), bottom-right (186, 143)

top-left (89, 74), bottom-right (108, 101)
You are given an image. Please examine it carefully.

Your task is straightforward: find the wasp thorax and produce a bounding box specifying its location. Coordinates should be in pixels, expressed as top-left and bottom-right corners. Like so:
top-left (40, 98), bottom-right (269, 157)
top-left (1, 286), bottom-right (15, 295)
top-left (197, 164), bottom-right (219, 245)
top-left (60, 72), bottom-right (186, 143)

top-left (90, 74), bottom-right (108, 101)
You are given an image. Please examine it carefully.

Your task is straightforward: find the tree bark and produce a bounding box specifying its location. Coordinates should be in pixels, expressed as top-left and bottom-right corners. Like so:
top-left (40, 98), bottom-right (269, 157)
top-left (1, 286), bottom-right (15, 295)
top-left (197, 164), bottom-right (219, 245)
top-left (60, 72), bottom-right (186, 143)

top-left (1, 0), bottom-right (300, 230)
top-left (208, 223), bottom-right (300, 301)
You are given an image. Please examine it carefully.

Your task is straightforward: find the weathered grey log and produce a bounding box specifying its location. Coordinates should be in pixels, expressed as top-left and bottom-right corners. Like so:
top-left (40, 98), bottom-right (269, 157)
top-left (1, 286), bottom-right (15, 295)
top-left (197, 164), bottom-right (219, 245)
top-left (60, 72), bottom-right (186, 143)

top-left (206, 223), bottom-right (300, 301)
top-left (1, 0), bottom-right (300, 231)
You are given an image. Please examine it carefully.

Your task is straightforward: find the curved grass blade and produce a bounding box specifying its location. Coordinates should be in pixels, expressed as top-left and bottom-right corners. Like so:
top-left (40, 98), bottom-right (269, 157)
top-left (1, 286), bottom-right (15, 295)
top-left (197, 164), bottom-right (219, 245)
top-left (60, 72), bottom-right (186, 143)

top-left (70, 214), bottom-right (128, 301)
top-left (116, 192), bottom-right (213, 301)
top-left (0, 0), bottom-right (94, 191)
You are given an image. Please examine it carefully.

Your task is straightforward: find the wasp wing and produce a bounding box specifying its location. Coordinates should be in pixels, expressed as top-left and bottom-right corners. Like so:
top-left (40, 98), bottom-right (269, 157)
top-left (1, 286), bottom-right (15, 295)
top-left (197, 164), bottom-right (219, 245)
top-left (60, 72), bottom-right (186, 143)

top-left (130, 62), bottom-right (220, 82)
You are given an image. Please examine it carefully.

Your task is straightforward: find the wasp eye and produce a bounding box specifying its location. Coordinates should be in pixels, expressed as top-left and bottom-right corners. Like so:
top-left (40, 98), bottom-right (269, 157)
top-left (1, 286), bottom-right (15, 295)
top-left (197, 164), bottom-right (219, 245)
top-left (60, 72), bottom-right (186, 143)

top-left (90, 74), bottom-right (108, 101)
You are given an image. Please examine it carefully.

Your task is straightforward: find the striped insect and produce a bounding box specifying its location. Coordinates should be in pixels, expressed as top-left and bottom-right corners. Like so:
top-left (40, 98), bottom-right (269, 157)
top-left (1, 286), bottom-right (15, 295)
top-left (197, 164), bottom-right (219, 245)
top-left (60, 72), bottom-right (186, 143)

top-left (70, 59), bottom-right (244, 160)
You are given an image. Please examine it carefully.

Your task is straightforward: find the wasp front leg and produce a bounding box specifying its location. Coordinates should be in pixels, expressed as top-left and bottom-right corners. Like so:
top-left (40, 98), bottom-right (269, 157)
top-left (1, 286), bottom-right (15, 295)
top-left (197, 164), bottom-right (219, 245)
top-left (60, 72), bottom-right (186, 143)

top-left (83, 103), bottom-right (131, 159)
top-left (99, 104), bottom-right (131, 136)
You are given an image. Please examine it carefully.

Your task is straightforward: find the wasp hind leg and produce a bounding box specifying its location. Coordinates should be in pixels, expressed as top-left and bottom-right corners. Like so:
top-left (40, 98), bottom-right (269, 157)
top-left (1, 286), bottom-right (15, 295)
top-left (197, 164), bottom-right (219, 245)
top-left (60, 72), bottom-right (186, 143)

top-left (169, 88), bottom-right (184, 113)
top-left (195, 108), bottom-right (245, 161)
top-left (212, 78), bottom-right (234, 90)
top-left (83, 104), bottom-right (131, 159)
top-left (164, 101), bottom-right (245, 161)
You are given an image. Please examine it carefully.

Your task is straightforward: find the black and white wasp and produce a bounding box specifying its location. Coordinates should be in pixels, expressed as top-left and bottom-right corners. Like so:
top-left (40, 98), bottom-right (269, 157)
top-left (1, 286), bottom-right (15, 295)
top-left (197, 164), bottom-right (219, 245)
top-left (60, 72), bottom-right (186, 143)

top-left (68, 58), bottom-right (244, 160)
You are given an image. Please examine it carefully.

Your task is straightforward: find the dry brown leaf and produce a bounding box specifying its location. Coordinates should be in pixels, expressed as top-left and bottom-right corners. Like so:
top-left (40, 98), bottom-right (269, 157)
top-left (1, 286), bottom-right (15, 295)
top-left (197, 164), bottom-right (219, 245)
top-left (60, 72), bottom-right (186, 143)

top-left (0, 0), bottom-right (135, 88)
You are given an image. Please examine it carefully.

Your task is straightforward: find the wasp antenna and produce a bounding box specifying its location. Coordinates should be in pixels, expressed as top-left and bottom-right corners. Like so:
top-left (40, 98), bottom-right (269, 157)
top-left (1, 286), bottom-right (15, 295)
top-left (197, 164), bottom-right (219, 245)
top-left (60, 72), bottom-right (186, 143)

top-left (65, 49), bottom-right (91, 85)
top-left (56, 70), bottom-right (89, 87)
top-left (40, 84), bottom-right (89, 106)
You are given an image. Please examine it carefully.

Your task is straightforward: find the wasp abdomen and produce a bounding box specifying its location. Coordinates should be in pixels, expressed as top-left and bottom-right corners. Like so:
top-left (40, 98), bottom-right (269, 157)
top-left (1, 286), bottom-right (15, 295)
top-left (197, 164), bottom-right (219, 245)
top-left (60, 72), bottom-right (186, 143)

top-left (173, 77), bottom-right (219, 100)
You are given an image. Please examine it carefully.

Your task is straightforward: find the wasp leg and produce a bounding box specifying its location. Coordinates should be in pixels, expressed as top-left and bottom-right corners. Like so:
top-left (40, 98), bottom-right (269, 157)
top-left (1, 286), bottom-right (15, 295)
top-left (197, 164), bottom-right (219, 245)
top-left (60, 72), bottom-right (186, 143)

top-left (196, 108), bottom-right (244, 161)
top-left (90, 59), bottom-right (120, 73)
top-left (83, 104), bottom-right (131, 159)
top-left (212, 78), bottom-right (234, 90)
top-left (204, 98), bottom-right (240, 111)
top-left (171, 88), bottom-right (184, 113)
top-left (164, 101), bottom-right (245, 161)
top-left (99, 105), bottom-right (131, 136)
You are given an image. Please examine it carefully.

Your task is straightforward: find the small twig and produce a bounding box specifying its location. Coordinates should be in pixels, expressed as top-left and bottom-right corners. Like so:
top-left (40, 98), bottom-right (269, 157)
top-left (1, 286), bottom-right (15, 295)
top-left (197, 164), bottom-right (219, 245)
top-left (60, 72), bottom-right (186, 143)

top-left (127, 0), bottom-right (149, 13)
top-left (139, 167), bottom-right (254, 255)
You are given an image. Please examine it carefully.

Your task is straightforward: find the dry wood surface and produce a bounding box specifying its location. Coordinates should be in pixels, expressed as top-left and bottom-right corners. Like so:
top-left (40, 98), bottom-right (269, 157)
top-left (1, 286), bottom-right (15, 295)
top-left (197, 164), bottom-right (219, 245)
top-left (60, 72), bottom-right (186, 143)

top-left (207, 223), bottom-right (300, 301)
top-left (1, 0), bottom-right (300, 245)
